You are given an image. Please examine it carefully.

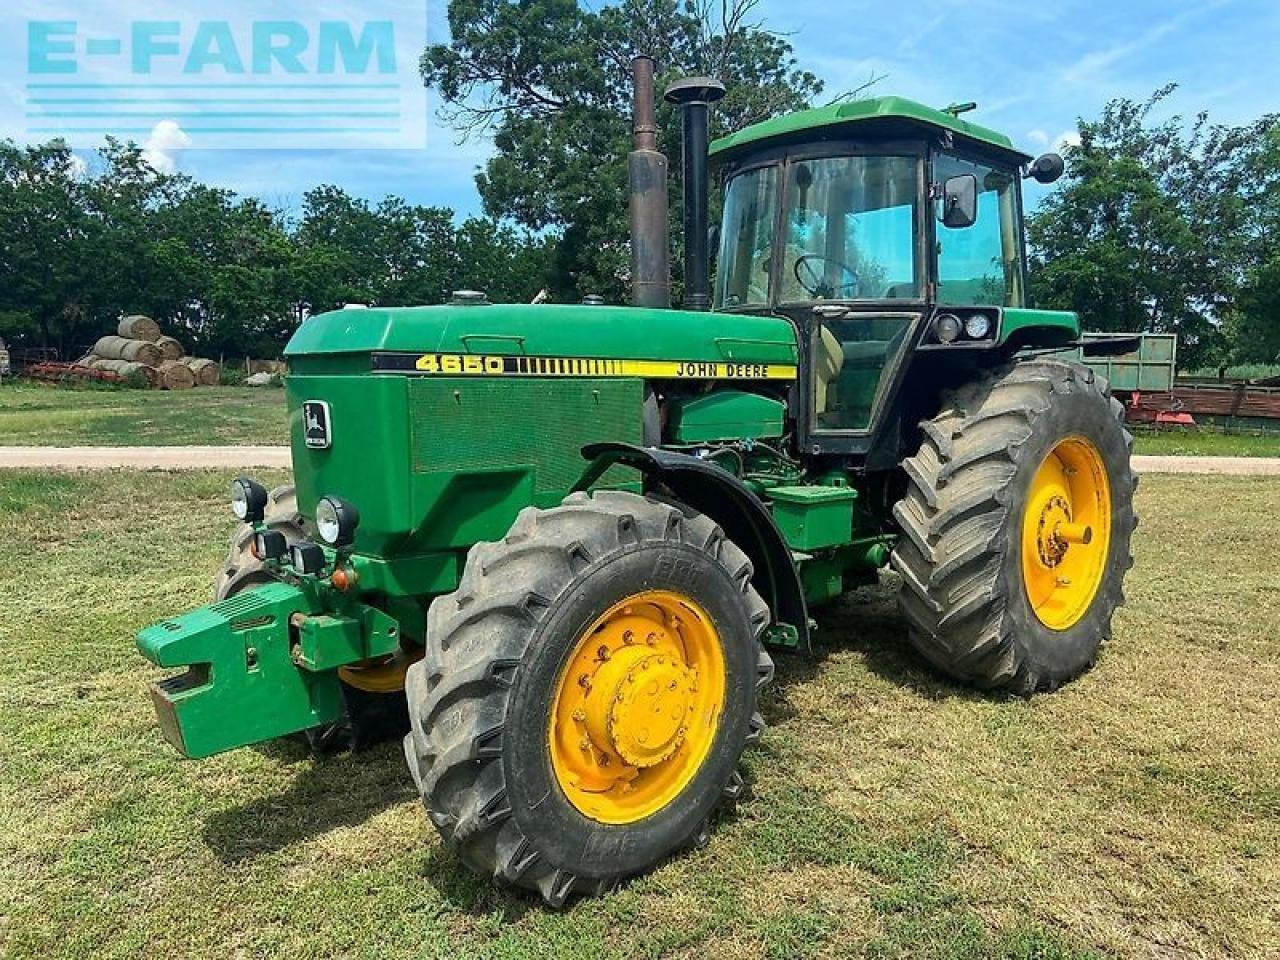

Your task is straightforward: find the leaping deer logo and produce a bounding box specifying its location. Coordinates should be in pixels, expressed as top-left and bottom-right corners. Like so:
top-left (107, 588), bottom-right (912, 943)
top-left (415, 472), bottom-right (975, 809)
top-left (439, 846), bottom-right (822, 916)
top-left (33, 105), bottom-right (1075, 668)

top-left (304, 403), bottom-right (330, 448)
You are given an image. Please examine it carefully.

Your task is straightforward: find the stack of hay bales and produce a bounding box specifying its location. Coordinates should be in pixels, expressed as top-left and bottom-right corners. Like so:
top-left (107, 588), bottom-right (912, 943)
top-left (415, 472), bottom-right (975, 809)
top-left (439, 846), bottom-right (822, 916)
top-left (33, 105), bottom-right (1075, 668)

top-left (78, 315), bottom-right (222, 390)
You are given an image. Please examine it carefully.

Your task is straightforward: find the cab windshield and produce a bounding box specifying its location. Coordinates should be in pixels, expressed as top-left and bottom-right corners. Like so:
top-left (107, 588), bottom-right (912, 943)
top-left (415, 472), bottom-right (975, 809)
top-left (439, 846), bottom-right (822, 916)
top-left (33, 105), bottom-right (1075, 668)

top-left (715, 155), bottom-right (921, 308)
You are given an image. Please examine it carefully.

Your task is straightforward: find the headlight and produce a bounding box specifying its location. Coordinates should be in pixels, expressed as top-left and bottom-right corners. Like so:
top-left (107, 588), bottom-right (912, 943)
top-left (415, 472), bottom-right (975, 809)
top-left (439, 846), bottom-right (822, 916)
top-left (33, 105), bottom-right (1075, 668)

top-left (315, 496), bottom-right (360, 547)
top-left (934, 313), bottom-right (962, 343)
top-left (253, 530), bottom-right (287, 561)
top-left (290, 543), bottom-right (326, 575)
top-left (231, 477), bottom-right (268, 523)
top-left (964, 313), bottom-right (992, 339)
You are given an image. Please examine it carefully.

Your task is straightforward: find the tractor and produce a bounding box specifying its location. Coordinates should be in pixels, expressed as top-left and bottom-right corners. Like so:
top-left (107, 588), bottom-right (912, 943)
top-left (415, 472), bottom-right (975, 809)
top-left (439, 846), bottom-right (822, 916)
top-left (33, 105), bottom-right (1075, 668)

top-left (137, 57), bottom-right (1137, 907)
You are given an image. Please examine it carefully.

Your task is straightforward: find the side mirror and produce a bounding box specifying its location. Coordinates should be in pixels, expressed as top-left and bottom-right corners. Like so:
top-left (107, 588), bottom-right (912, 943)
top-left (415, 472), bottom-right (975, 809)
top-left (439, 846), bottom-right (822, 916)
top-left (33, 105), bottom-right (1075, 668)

top-left (940, 174), bottom-right (978, 229)
top-left (1027, 152), bottom-right (1065, 185)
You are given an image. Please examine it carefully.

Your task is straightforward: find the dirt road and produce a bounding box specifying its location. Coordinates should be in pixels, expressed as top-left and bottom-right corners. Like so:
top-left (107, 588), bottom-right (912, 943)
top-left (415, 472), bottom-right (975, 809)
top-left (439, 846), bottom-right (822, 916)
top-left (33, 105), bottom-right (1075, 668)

top-left (3, 447), bottom-right (1280, 476)
top-left (0, 446), bottom-right (291, 469)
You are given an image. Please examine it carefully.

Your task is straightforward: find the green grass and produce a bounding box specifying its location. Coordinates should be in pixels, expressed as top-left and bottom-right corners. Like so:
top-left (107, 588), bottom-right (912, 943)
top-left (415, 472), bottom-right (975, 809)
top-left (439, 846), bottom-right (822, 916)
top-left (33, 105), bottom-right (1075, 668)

top-left (5, 379), bottom-right (1280, 460)
top-left (0, 381), bottom-right (288, 446)
top-left (1131, 428), bottom-right (1280, 457)
top-left (2, 471), bottom-right (1277, 958)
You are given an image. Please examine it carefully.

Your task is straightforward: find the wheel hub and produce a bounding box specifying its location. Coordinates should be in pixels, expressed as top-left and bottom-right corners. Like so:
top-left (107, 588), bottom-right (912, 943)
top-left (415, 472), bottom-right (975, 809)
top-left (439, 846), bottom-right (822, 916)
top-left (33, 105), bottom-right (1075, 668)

top-left (1021, 437), bottom-right (1112, 630)
top-left (603, 652), bottom-right (696, 768)
top-left (548, 592), bottom-right (726, 824)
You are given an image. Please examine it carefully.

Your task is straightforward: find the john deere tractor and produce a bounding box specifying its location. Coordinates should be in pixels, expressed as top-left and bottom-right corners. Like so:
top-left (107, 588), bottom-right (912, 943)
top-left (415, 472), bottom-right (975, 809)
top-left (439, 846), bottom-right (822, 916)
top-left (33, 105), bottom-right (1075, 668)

top-left (138, 58), bottom-right (1136, 906)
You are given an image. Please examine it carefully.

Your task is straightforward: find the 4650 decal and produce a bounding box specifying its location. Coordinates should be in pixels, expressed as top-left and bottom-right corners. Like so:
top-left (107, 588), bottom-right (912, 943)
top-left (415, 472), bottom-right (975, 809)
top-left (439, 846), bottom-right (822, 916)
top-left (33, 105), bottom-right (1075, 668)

top-left (371, 352), bottom-right (797, 381)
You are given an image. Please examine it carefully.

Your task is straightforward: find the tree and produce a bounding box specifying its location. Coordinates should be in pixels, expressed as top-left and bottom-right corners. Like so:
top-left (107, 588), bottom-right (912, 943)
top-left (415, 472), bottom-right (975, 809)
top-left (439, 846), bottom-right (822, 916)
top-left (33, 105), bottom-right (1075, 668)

top-left (0, 141), bottom-right (95, 355)
top-left (1027, 86), bottom-right (1278, 369)
top-left (422, 0), bottom-right (822, 300)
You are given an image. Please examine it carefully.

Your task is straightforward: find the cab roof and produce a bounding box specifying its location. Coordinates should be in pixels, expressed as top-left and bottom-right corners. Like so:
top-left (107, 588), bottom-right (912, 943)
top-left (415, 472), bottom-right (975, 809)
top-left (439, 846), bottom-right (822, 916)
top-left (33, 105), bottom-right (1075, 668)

top-left (709, 95), bottom-right (1031, 164)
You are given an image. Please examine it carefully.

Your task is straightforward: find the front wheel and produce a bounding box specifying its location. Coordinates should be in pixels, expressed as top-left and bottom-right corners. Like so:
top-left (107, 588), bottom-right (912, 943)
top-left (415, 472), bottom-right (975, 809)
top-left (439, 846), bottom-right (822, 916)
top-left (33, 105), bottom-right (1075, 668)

top-left (891, 359), bottom-right (1137, 694)
top-left (403, 491), bottom-right (774, 906)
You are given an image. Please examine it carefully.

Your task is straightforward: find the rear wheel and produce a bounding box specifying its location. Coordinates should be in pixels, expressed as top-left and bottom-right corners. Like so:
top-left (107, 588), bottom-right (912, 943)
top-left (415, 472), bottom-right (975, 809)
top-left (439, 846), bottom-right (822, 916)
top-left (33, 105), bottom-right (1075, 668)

top-left (403, 490), bottom-right (774, 906)
top-left (890, 359), bottom-right (1137, 694)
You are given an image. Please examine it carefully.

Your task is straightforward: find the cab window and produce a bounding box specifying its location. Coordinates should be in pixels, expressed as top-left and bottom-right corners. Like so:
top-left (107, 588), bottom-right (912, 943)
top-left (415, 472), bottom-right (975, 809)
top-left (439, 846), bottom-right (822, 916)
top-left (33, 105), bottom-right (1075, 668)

top-left (934, 154), bottom-right (1025, 306)
top-left (812, 314), bottom-right (914, 432)
top-left (779, 155), bottom-right (920, 302)
top-left (715, 165), bottom-right (778, 308)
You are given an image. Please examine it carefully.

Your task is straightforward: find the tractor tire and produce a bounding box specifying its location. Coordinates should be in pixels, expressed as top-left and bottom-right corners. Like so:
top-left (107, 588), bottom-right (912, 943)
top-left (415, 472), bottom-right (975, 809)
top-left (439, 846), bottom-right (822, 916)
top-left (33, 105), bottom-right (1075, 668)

top-left (890, 359), bottom-right (1137, 695)
top-left (403, 490), bottom-right (774, 907)
top-left (214, 484), bottom-right (310, 601)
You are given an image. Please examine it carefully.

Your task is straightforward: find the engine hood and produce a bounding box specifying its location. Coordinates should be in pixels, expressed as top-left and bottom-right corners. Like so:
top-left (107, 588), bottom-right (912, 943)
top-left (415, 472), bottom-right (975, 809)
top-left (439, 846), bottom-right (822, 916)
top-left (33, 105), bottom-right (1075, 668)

top-left (285, 303), bottom-right (798, 367)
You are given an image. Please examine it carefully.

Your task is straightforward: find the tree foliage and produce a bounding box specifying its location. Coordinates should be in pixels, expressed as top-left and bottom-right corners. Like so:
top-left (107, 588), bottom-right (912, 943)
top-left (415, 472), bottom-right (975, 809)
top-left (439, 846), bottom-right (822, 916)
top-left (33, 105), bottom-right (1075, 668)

top-left (1028, 86), bottom-right (1279, 369)
top-left (0, 140), bottom-right (551, 360)
top-left (422, 0), bottom-right (822, 300)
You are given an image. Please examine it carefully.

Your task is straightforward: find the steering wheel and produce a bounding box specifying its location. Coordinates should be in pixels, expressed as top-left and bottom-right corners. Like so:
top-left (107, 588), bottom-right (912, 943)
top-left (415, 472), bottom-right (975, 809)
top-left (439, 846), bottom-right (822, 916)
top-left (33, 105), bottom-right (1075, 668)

top-left (794, 253), bottom-right (859, 299)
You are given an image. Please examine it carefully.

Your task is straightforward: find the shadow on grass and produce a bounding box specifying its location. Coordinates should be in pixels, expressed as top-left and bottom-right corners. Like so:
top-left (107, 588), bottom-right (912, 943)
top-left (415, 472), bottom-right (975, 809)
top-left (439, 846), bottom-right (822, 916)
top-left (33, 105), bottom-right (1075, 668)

top-left (201, 739), bottom-right (417, 863)
top-left (783, 577), bottom-right (1001, 707)
top-left (200, 579), bottom-right (991, 877)
top-left (419, 844), bottom-right (542, 918)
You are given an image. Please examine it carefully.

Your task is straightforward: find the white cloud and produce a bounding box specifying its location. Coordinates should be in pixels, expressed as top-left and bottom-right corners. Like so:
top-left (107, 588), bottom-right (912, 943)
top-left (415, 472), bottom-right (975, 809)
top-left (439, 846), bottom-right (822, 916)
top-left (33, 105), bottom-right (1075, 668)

top-left (141, 121), bottom-right (192, 175)
top-left (1055, 129), bottom-right (1082, 152)
top-left (1027, 129), bottom-right (1050, 148)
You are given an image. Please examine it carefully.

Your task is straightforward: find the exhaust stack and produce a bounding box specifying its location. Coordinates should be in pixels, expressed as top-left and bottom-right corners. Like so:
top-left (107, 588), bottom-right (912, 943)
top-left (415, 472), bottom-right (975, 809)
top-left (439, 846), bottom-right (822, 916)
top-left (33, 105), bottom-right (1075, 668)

top-left (628, 56), bottom-right (670, 309)
top-left (664, 76), bottom-right (725, 312)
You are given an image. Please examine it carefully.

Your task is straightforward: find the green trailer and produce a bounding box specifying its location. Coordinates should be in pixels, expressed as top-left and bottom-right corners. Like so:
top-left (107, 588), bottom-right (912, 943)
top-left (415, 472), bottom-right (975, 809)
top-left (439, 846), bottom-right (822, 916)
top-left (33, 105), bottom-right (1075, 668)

top-left (1074, 332), bottom-right (1177, 393)
top-left (136, 58), bottom-right (1137, 907)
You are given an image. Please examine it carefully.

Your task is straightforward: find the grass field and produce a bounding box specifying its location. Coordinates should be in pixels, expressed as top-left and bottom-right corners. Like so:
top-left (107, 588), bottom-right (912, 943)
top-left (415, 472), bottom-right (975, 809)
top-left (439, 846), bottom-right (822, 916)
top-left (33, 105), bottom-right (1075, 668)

top-left (0, 382), bottom-right (288, 446)
top-left (2, 471), bottom-right (1277, 959)
top-left (1130, 428), bottom-right (1280, 457)
top-left (4, 380), bottom-right (1280, 458)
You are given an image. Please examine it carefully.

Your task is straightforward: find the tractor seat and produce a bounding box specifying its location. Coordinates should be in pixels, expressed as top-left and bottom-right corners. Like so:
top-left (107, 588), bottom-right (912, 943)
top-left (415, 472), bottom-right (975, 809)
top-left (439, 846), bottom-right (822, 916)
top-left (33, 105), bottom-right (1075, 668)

top-left (814, 325), bottom-right (844, 413)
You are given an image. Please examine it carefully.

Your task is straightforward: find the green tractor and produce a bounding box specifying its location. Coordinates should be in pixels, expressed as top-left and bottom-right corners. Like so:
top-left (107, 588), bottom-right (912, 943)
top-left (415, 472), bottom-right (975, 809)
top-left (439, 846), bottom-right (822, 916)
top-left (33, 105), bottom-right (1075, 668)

top-left (138, 58), bottom-right (1137, 906)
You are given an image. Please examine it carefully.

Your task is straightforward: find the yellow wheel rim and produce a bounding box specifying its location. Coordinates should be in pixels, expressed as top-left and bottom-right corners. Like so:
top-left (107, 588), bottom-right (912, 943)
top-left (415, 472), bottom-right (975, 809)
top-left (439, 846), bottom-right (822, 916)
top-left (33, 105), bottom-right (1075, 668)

top-left (1021, 436), bottom-right (1112, 630)
top-left (548, 590), bottom-right (726, 824)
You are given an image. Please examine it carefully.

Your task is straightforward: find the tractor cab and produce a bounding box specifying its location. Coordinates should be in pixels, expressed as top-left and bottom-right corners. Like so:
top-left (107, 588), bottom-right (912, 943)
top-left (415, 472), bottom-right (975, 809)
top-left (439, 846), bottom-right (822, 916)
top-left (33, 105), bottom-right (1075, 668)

top-left (708, 97), bottom-right (1065, 450)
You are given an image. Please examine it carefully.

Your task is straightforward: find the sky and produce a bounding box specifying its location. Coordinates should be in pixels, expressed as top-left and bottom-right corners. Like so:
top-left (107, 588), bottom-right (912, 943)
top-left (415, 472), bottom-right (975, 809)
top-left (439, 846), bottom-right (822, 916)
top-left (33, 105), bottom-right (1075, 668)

top-left (2, 0), bottom-right (1278, 218)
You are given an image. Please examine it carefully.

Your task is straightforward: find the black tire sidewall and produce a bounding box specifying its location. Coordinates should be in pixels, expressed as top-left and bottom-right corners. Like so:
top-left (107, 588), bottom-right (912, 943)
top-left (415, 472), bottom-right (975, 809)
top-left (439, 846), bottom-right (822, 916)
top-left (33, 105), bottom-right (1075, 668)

top-left (503, 540), bottom-right (756, 881)
top-left (998, 381), bottom-right (1134, 678)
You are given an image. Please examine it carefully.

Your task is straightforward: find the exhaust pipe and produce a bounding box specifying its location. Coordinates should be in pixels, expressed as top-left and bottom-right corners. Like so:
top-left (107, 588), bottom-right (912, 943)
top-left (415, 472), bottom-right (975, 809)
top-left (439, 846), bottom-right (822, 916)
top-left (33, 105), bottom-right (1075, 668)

top-left (628, 56), bottom-right (670, 309)
top-left (664, 76), bottom-right (725, 312)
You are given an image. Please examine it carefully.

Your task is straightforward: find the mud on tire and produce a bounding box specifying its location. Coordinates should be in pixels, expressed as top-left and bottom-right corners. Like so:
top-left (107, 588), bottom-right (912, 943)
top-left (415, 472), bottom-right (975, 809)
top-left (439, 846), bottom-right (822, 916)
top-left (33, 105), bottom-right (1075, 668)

top-left (403, 490), bottom-right (775, 907)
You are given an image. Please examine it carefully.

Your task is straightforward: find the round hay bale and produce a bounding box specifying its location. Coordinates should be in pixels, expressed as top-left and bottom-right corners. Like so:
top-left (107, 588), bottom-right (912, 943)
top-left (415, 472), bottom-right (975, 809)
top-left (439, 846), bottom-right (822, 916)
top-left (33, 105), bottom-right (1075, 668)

top-left (117, 315), bottom-right (162, 342)
top-left (156, 335), bottom-right (184, 361)
top-left (76, 354), bottom-right (100, 367)
top-left (94, 335), bottom-right (163, 366)
top-left (157, 359), bottom-right (197, 390)
top-left (185, 357), bottom-right (221, 386)
top-left (92, 358), bottom-right (159, 387)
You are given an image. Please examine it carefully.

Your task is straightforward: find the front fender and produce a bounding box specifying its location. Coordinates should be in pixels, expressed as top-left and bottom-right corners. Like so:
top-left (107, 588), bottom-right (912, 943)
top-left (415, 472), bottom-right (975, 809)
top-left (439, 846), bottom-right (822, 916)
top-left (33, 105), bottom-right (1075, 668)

top-left (577, 442), bottom-right (810, 652)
